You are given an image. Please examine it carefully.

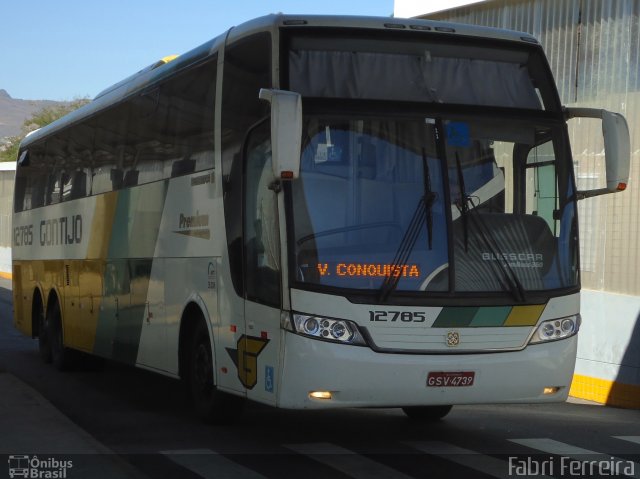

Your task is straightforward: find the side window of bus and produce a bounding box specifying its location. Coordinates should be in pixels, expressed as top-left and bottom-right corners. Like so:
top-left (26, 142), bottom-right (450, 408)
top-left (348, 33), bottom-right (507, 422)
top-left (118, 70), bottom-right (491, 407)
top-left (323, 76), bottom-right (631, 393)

top-left (244, 120), bottom-right (281, 307)
top-left (91, 104), bottom-right (129, 194)
top-left (14, 146), bottom-right (48, 212)
top-left (526, 140), bottom-right (559, 235)
top-left (222, 32), bottom-right (272, 298)
top-left (125, 58), bottom-right (217, 183)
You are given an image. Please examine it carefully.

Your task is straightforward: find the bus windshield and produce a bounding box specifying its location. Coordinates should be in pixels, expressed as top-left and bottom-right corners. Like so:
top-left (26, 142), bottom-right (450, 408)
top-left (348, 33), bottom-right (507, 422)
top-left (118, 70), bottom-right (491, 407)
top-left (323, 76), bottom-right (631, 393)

top-left (290, 114), bottom-right (579, 297)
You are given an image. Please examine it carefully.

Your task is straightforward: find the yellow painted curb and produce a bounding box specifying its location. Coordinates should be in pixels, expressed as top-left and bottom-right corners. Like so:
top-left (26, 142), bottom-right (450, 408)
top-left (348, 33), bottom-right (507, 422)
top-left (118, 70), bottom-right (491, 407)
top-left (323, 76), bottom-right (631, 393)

top-left (0, 271), bottom-right (11, 280)
top-left (570, 373), bottom-right (640, 409)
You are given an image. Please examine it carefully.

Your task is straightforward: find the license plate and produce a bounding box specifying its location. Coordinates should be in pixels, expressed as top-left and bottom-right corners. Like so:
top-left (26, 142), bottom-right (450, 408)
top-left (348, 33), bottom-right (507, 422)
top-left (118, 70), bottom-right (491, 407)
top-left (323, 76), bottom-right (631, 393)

top-left (427, 371), bottom-right (475, 387)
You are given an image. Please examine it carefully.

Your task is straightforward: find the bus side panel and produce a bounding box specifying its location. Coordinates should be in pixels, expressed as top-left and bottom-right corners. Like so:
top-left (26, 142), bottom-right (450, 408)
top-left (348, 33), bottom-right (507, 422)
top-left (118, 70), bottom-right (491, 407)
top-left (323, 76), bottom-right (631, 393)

top-left (74, 260), bottom-right (105, 352)
top-left (92, 183), bottom-right (167, 364)
top-left (137, 172), bottom-right (226, 378)
top-left (12, 262), bottom-right (28, 335)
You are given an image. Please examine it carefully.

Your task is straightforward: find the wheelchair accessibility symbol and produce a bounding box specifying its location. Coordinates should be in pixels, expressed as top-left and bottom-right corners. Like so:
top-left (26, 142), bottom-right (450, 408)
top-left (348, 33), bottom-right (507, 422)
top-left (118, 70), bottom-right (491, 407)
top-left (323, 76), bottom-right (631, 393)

top-left (265, 365), bottom-right (274, 393)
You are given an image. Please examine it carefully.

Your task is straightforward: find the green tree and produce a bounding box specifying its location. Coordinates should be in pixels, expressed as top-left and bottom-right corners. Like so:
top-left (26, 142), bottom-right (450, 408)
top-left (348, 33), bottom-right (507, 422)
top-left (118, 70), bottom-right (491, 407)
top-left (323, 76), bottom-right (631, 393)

top-left (0, 98), bottom-right (90, 162)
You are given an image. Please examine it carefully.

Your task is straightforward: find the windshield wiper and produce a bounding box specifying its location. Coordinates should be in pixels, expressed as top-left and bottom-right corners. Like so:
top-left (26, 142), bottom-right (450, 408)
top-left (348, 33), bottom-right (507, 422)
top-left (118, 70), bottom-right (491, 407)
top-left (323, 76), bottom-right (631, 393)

top-left (378, 197), bottom-right (426, 303)
top-left (466, 200), bottom-right (527, 303)
top-left (454, 152), bottom-right (470, 252)
top-left (422, 148), bottom-right (437, 250)
top-left (378, 151), bottom-right (437, 303)
top-left (453, 152), bottom-right (525, 302)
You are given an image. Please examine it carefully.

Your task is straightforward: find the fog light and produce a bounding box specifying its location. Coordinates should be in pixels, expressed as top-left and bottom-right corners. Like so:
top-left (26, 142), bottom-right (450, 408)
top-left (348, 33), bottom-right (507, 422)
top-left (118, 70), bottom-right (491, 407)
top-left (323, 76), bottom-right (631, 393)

top-left (309, 391), bottom-right (332, 400)
top-left (543, 386), bottom-right (560, 395)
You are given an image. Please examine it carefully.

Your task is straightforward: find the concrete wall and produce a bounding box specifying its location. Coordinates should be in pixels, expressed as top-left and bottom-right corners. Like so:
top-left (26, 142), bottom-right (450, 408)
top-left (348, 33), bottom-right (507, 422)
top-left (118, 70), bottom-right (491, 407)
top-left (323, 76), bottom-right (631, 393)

top-left (572, 290), bottom-right (640, 408)
top-left (0, 163), bottom-right (14, 278)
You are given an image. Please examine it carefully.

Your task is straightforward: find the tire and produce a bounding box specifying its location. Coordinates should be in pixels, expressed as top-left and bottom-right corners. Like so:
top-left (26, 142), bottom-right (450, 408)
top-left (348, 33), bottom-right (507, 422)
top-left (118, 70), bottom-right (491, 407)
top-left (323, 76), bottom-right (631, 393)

top-left (187, 319), bottom-right (244, 424)
top-left (35, 298), bottom-right (52, 364)
top-left (402, 405), bottom-right (453, 421)
top-left (47, 300), bottom-right (74, 371)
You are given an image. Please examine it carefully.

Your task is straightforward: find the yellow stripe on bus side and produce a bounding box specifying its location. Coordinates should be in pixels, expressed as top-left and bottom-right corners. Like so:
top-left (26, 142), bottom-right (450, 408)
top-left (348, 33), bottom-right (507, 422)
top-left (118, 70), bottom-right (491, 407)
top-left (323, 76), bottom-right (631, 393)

top-left (72, 191), bottom-right (118, 352)
top-left (87, 191), bottom-right (118, 259)
top-left (503, 304), bottom-right (546, 326)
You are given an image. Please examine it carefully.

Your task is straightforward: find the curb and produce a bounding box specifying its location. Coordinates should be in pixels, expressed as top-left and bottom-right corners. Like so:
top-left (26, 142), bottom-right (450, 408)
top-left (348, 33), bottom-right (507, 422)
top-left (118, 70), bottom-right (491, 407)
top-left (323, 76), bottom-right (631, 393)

top-left (569, 374), bottom-right (640, 409)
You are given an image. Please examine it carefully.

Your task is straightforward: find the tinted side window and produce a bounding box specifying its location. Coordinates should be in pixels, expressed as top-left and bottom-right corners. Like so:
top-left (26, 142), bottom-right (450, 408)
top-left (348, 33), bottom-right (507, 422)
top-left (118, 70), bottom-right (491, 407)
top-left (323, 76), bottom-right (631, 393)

top-left (221, 32), bottom-right (272, 297)
top-left (244, 121), bottom-right (281, 307)
top-left (15, 57), bottom-right (218, 211)
top-left (127, 58), bottom-right (217, 184)
top-left (14, 146), bottom-right (48, 212)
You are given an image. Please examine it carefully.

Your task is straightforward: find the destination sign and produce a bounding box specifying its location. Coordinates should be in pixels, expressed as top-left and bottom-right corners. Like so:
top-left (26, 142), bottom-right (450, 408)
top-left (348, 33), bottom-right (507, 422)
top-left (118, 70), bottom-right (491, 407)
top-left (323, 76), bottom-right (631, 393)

top-left (316, 263), bottom-right (421, 278)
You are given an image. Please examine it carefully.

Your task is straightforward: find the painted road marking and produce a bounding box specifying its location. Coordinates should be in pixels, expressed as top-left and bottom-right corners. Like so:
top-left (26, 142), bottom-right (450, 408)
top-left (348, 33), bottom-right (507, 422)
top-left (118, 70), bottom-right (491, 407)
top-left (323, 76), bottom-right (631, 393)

top-left (161, 449), bottom-right (266, 479)
top-left (510, 438), bottom-right (600, 456)
top-left (284, 442), bottom-right (412, 479)
top-left (616, 437), bottom-right (640, 446)
top-left (407, 440), bottom-right (552, 479)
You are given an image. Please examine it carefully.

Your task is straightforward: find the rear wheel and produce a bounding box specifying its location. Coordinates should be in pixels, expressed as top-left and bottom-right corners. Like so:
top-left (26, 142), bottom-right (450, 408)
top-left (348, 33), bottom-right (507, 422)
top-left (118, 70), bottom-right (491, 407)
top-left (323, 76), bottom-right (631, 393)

top-left (35, 297), bottom-right (51, 363)
top-left (402, 405), bottom-right (453, 421)
top-left (48, 300), bottom-right (74, 371)
top-left (187, 319), bottom-right (244, 424)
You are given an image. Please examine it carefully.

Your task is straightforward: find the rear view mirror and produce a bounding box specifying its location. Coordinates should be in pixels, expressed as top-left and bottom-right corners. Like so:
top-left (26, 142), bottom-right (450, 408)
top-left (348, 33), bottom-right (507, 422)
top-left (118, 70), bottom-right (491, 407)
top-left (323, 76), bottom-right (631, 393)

top-left (259, 89), bottom-right (302, 180)
top-left (565, 107), bottom-right (630, 199)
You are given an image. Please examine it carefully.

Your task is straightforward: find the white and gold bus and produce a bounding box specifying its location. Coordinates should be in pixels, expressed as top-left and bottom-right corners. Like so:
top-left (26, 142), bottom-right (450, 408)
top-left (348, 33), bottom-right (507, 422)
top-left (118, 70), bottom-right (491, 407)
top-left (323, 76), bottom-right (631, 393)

top-left (12, 15), bottom-right (630, 422)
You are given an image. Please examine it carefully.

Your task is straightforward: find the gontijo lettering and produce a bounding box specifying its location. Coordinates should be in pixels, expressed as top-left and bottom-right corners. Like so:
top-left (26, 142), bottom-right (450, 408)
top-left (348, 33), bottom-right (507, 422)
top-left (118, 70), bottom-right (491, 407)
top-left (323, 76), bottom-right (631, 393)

top-left (14, 216), bottom-right (83, 247)
top-left (40, 215), bottom-right (83, 246)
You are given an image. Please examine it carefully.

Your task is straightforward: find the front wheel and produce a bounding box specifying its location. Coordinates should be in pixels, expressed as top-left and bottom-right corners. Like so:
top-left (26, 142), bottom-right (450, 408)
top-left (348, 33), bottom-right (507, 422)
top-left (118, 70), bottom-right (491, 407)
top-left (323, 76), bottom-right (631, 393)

top-left (402, 405), bottom-right (453, 421)
top-left (187, 319), bottom-right (244, 424)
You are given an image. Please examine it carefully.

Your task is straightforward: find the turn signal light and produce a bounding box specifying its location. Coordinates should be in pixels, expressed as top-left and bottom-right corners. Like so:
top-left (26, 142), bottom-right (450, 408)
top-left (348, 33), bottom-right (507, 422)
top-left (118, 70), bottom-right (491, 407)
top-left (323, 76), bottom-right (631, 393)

top-left (543, 387), bottom-right (560, 395)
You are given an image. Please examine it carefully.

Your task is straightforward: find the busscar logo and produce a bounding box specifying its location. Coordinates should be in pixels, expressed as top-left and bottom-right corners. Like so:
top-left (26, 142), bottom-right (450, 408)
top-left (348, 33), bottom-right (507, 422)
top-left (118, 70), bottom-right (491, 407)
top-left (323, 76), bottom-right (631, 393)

top-left (173, 211), bottom-right (210, 239)
top-left (8, 455), bottom-right (73, 478)
top-left (482, 252), bottom-right (543, 269)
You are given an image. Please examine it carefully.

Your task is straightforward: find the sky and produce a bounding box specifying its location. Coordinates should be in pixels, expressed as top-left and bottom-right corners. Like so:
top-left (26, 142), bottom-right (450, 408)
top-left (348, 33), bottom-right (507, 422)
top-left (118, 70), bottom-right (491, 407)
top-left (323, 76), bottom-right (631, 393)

top-left (1, 0), bottom-right (393, 101)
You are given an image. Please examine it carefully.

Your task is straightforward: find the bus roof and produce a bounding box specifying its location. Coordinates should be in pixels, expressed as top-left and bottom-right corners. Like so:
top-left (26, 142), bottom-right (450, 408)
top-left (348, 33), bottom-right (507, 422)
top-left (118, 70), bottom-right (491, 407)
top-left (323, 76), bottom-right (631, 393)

top-left (20, 14), bottom-right (539, 151)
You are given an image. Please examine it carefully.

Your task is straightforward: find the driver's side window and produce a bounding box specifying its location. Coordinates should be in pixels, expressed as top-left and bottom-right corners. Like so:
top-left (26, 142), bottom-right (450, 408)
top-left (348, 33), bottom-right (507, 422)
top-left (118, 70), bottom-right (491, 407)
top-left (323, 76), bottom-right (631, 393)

top-left (526, 140), bottom-right (559, 236)
top-left (244, 121), bottom-right (281, 307)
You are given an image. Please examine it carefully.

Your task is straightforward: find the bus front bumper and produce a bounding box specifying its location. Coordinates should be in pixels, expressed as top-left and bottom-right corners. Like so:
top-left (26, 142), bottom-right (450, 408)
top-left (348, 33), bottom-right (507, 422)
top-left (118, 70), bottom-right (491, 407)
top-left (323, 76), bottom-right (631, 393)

top-left (277, 331), bottom-right (577, 409)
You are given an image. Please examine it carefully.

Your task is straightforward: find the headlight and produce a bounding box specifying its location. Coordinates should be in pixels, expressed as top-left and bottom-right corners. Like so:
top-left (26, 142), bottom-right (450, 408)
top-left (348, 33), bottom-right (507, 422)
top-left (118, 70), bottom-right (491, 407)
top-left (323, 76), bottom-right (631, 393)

top-left (529, 315), bottom-right (581, 344)
top-left (286, 313), bottom-right (367, 346)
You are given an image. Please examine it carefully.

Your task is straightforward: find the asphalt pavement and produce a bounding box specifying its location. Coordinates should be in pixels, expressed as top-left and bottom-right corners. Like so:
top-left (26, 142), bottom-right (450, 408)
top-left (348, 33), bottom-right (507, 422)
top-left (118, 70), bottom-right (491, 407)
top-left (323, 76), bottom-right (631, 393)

top-left (0, 279), bottom-right (141, 478)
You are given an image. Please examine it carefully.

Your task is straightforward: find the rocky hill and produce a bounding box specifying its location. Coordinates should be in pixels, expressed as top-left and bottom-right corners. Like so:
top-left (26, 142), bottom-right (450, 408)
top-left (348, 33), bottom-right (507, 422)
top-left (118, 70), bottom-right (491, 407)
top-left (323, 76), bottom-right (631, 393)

top-left (0, 89), bottom-right (67, 140)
